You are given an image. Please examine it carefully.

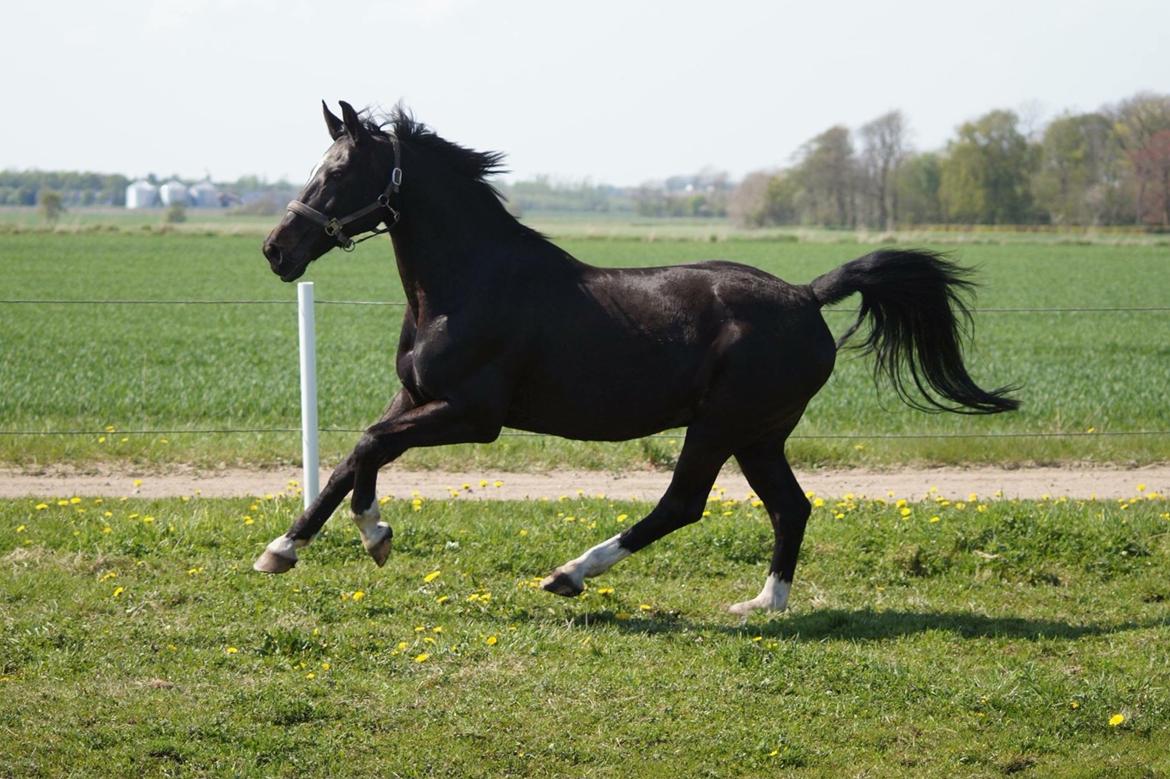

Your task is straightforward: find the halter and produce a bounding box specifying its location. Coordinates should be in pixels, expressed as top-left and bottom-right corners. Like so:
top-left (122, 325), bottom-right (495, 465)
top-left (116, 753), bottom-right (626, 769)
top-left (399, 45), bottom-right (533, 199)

top-left (286, 135), bottom-right (403, 252)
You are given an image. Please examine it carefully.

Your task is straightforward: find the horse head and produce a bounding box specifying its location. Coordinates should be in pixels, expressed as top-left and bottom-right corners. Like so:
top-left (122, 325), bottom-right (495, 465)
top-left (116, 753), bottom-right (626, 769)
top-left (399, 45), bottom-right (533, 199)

top-left (262, 101), bottom-right (401, 282)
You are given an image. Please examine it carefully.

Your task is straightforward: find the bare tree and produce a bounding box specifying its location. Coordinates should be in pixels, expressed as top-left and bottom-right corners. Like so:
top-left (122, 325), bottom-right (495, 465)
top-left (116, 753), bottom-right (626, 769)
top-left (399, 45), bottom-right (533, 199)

top-left (859, 110), bottom-right (908, 230)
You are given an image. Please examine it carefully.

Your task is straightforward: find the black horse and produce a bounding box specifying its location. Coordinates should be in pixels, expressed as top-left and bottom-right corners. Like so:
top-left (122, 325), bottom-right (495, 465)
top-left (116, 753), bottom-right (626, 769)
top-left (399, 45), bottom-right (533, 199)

top-left (256, 101), bottom-right (1017, 615)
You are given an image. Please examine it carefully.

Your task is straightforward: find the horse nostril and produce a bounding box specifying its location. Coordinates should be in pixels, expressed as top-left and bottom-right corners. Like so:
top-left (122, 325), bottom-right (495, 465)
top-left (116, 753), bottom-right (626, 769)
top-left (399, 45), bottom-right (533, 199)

top-left (263, 240), bottom-right (282, 266)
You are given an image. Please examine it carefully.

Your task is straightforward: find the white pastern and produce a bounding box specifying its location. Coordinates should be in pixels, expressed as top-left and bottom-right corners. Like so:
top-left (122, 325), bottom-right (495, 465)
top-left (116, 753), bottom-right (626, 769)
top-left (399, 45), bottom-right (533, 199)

top-left (728, 574), bottom-right (791, 616)
top-left (555, 534), bottom-right (631, 589)
top-left (264, 534), bottom-right (307, 561)
top-left (352, 504), bottom-right (390, 548)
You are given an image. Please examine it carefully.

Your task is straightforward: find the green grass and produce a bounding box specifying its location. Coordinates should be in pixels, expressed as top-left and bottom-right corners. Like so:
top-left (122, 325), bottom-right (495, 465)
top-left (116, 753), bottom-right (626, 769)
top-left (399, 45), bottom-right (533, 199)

top-left (1, 231), bottom-right (1168, 468)
top-left (2, 492), bottom-right (1169, 776)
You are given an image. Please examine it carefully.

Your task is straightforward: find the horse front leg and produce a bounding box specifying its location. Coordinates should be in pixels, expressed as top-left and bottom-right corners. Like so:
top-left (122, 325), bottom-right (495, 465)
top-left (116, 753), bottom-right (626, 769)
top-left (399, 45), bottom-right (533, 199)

top-left (253, 390), bottom-right (417, 574)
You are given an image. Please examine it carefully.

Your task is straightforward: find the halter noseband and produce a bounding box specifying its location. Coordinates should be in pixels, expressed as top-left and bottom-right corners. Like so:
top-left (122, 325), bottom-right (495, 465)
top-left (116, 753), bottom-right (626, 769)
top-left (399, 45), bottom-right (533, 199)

top-left (286, 135), bottom-right (403, 252)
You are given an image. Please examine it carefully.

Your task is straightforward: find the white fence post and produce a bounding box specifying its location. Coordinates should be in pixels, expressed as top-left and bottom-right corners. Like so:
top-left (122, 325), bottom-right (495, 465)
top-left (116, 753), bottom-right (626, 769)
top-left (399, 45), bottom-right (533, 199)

top-left (297, 282), bottom-right (320, 508)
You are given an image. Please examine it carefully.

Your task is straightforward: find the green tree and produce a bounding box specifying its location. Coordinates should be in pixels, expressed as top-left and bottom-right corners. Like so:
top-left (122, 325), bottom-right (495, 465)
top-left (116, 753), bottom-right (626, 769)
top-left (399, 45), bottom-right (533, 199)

top-left (38, 190), bottom-right (64, 224)
top-left (939, 110), bottom-right (1038, 224)
top-left (895, 152), bottom-right (944, 224)
top-left (859, 110), bottom-right (907, 229)
top-left (792, 125), bottom-right (858, 227)
top-left (1112, 92), bottom-right (1170, 227)
top-left (1034, 112), bottom-right (1130, 225)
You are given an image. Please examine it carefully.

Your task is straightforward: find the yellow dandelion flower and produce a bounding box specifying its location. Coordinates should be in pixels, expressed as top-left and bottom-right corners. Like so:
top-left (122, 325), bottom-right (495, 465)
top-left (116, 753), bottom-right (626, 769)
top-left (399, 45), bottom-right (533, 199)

top-left (485, 635), bottom-right (498, 646)
top-left (102, 526), bottom-right (112, 534)
top-left (142, 515), bottom-right (155, 524)
top-left (1108, 713), bottom-right (1125, 727)
top-left (1070, 701), bottom-right (1080, 709)
top-left (351, 590), bottom-right (365, 601)
top-left (321, 662), bottom-right (331, 671)
top-left (414, 653), bottom-right (429, 663)
top-left (396, 641), bottom-right (408, 652)
top-left (414, 625), bottom-right (426, 632)
top-left (69, 497), bottom-right (81, 505)
top-left (423, 637), bottom-right (436, 645)
top-left (423, 570), bottom-right (441, 583)
top-left (15, 525), bottom-right (26, 534)
top-left (639, 603), bottom-right (653, 611)
top-left (596, 587), bottom-right (614, 596)
top-left (305, 672), bottom-right (316, 680)
top-left (112, 586), bottom-right (125, 598)
top-left (34, 502), bottom-right (48, 511)
top-left (1136, 483), bottom-right (1146, 492)
top-left (930, 516), bottom-right (940, 523)
top-left (225, 646), bottom-right (238, 654)
top-left (436, 595), bottom-right (449, 604)
top-left (243, 516), bottom-right (254, 525)
top-left (900, 507), bottom-right (912, 517)
top-left (616, 513), bottom-right (629, 522)
top-left (100, 571), bottom-right (117, 581)
top-left (813, 497), bottom-right (825, 508)
top-left (493, 480), bottom-right (504, 488)
top-left (133, 480), bottom-right (143, 488)
top-left (518, 528), bottom-right (528, 537)
top-left (432, 626), bottom-right (443, 633)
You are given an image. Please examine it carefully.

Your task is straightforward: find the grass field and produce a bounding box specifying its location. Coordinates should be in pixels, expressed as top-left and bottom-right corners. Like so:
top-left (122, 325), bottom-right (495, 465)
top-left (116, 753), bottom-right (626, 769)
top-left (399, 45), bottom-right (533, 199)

top-left (1, 230), bottom-right (1168, 469)
top-left (2, 489), bottom-right (1168, 776)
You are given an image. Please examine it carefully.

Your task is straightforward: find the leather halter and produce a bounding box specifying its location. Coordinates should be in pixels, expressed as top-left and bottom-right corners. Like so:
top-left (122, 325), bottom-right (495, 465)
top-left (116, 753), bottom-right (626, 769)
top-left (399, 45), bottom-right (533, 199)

top-left (286, 135), bottom-right (403, 251)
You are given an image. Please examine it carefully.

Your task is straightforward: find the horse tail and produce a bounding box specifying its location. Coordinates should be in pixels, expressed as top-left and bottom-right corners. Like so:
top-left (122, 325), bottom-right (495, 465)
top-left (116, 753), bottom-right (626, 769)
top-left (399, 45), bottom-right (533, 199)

top-left (809, 248), bottom-right (1019, 415)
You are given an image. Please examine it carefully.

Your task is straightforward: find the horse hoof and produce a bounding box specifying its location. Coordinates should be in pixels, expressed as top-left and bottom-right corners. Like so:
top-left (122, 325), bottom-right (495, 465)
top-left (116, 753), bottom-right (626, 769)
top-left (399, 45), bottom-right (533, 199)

top-left (362, 524), bottom-right (393, 567)
top-left (254, 549), bottom-right (297, 574)
top-left (366, 534), bottom-right (392, 567)
top-left (540, 571), bottom-right (583, 598)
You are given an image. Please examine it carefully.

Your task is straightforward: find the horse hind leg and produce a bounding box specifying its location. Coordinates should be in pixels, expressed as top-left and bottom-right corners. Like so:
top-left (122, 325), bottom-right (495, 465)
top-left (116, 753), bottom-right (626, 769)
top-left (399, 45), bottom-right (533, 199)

top-left (541, 433), bottom-right (729, 597)
top-left (728, 440), bottom-right (810, 616)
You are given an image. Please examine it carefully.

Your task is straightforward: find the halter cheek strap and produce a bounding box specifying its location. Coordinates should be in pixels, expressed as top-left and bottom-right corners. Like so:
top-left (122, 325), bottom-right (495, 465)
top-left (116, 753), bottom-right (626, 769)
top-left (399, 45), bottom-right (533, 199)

top-left (286, 135), bottom-right (403, 252)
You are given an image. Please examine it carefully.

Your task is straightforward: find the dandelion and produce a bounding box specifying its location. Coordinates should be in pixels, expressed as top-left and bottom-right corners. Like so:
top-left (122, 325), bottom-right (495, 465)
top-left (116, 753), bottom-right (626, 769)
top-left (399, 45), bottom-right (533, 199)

top-left (225, 646), bottom-right (238, 654)
top-left (616, 513), bottom-right (629, 523)
top-left (395, 641), bottom-right (408, 652)
top-left (69, 497), bottom-right (81, 505)
top-left (1109, 713), bottom-right (1125, 727)
top-left (414, 653), bottom-right (430, 663)
top-left (243, 516), bottom-right (254, 525)
top-left (900, 508), bottom-right (912, 518)
top-left (187, 567), bottom-right (203, 576)
top-left (485, 635), bottom-right (498, 646)
top-left (639, 603), bottom-right (653, 611)
top-left (423, 570), bottom-right (441, 583)
top-left (929, 516), bottom-right (940, 523)
top-left (436, 595), bottom-right (449, 604)
top-left (351, 590), bottom-right (365, 602)
top-left (56, 499), bottom-right (69, 507)
top-left (493, 480), bottom-right (503, 488)
top-left (133, 479), bottom-right (143, 488)
top-left (596, 587), bottom-right (614, 596)
top-left (321, 662), bottom-right (331, 671)
top-left (415, 625), bottom-right (426, 632)
top-left (813, 497), bottom-right (825, 508)
top-left (100, 571), bottom-right (117, 581)
top-left (305, 672), bottom-right (316, 679)
top-left (15, 525), bottom-right (26, 534)
top-left (1137, 483), bottom-right (1146, 492)
top-left (1070, 701), bottom-right (1080, 709)
top-left (518, 529), bottom-right (528, 537)
top-left (102, 526), bottom-right (112, 534)
top-left (479, 479), bottom-right (489, 488)
top-left (112, 586), bottom-right (125, 598)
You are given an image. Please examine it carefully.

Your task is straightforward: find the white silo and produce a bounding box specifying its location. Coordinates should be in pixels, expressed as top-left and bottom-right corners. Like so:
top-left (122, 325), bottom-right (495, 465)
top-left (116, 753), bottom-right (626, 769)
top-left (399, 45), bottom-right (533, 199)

top-left (190, 180), bottom-right (219, 208)
top-left (159, 180), bottom-right (189, 206)
top-left (125, 180), bottom-right (158, 209)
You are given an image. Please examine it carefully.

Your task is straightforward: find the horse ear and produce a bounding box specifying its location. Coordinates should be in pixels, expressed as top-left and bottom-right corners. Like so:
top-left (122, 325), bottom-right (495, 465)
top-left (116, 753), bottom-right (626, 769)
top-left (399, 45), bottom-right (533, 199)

top-left (338, 100), bottom-right (369, 144)
top-left (322, 101), bottom-right (344, 141)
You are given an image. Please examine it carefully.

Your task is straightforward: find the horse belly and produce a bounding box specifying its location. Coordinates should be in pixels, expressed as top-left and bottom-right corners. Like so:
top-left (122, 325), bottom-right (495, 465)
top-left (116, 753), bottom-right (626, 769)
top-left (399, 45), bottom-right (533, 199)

top-left (505, 349), bottom-right (706, 440)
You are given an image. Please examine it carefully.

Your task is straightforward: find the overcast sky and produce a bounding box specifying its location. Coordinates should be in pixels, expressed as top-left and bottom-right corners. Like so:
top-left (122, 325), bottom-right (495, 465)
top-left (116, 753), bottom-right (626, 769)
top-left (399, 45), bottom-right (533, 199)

top-left (4, 0), bottom-right (1167, 186)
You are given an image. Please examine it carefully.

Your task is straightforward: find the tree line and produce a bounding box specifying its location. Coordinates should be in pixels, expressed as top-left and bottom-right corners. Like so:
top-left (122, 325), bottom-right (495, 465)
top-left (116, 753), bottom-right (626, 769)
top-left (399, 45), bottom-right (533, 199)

top-left (730, 91), bottom-right (1170, 229)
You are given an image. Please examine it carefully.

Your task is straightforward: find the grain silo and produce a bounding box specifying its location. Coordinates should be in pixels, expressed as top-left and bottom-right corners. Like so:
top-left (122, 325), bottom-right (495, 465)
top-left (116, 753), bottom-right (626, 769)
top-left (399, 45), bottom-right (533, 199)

top-left (159, 180), bottom-right (189, 206)
top-left (190, 180), bottom-right (220, 208)
top-left (125, 180), bottom-right (158, 209)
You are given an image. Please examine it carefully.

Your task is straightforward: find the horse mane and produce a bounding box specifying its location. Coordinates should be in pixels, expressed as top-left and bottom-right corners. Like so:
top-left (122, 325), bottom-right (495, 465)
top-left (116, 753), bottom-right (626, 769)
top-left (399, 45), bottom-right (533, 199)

top-left (360, 104), bottom-right (547, 242)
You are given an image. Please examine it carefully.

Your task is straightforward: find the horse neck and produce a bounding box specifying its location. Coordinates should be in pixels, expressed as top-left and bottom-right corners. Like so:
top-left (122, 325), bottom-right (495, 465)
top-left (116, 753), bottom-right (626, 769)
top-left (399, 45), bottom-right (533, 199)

top-left (389, 179), bottom-right (543, 314)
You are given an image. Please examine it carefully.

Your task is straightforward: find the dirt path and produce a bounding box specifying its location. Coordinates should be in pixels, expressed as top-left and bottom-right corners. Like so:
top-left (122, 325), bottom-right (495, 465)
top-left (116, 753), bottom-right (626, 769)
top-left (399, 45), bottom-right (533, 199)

top-left (2, 464), bottom-right (1166, 501)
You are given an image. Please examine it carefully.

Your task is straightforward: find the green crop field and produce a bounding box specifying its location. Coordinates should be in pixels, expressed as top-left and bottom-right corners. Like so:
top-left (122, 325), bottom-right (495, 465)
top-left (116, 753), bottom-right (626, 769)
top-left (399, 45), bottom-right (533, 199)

top-left (2, 491), bottom-right (1168, 776)
top-left (1, 229), bottom-right (1168, 469)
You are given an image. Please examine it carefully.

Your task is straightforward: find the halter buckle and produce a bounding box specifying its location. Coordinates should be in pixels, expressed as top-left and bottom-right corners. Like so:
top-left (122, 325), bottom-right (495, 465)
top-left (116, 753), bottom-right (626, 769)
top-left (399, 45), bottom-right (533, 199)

top-left (324, 218), bottom-right (342, 237)
top-left (391, 168), bottom-right (403, 187)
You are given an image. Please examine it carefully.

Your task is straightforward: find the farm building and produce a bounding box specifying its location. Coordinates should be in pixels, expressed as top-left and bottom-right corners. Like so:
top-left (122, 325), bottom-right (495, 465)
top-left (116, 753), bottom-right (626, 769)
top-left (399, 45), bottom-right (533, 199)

top-left (125, 179), bottom-right (158, 209)
top-left (190, 180), bottom-right (220, 207)
top-left (159, 180), bottom-right (189, 207)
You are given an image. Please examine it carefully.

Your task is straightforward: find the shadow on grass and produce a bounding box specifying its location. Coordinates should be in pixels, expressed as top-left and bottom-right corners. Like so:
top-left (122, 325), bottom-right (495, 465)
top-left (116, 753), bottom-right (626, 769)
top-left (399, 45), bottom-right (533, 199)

top-left (562, 607), bottom-right (1167, 642)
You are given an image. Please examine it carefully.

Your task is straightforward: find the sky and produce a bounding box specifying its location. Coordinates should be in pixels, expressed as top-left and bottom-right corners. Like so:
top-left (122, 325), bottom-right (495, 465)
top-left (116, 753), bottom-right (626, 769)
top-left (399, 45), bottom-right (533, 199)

top-left (3, 0), bottom-right (1168, 186)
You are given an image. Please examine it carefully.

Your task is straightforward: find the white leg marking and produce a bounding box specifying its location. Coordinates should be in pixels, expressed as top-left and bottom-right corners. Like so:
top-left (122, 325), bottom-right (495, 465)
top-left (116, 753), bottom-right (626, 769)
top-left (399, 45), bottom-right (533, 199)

top-left (551, 534), bottom-right (631, 590)
top-left (352, 504), bottom-right (392, 565)
top-left (728, 574), bottom-right (791, 616)
top-left (265, 535), bottom-right (308, 559)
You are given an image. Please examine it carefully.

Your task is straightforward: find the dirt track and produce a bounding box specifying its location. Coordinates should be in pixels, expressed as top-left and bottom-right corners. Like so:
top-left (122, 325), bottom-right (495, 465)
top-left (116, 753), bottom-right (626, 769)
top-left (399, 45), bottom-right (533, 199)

top-left (2, 464), bottom-right (1166, 501)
